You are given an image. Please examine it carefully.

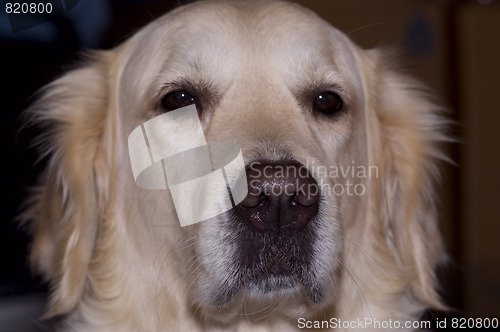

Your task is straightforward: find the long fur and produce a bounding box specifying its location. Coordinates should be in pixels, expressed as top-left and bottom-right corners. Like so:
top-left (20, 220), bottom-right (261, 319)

top-left (22, 1), bottom-right (448, 331)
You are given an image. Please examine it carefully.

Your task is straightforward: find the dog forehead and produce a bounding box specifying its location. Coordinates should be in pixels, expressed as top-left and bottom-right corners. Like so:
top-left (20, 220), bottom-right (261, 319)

top-left (176, 1), bottom-right (356, 77)
top-left (119, 0), bottom-right (362, 109)
top-left (132, 0), bottom-right (350, 59)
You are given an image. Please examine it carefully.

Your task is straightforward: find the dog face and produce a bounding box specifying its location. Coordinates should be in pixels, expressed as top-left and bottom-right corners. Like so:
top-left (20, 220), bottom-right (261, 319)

top-left (25, 1), bottom-right (447, 329)
top-left (119, 0), bottom-right (367, 315)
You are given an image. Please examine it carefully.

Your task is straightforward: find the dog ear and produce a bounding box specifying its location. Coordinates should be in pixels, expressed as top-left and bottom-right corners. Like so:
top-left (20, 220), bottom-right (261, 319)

top-left (364, 49), bottom-right (450, 310)
top-left (22, 53), bottom-right (111, 317)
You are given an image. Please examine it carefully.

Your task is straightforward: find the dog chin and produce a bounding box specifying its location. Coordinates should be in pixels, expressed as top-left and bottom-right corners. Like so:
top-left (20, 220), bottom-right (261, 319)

top-left (247, 274), bottom-right (327, 302)
top-left (201, 273), bottom-right (327, 307)
top-left (195, 281), bottom-right (328, 324)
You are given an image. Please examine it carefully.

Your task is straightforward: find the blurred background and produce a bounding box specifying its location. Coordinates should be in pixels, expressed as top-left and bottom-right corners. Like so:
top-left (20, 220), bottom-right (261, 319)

top-left (1, 0), bottom-right (499, 330)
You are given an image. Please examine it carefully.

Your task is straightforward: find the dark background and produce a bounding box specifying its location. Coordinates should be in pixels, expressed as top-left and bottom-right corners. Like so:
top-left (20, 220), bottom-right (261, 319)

top-left (1, 0), bottom-right (499, 324)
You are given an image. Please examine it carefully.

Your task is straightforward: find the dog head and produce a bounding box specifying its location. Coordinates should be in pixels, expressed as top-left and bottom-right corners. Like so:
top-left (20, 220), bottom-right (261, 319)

top-left (24, 0), bottom-right (448, 328)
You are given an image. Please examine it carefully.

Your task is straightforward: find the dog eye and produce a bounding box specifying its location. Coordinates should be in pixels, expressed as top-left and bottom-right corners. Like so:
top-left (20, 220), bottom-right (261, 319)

top-left (161, 91), bottom-right (196, 111)
top-left (313, 92), bottom-right (343, 115)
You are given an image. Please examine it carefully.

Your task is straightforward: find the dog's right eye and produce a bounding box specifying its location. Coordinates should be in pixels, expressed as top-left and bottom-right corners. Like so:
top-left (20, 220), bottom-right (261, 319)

top-left (161, 91), bottom-right (196, 111)
top-left (313, 91), bottom-right (343, 115)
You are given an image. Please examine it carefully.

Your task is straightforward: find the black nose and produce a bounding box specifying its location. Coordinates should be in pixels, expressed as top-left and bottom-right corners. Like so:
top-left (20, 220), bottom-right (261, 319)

top-left (235, 161), bottom-right (319, 231)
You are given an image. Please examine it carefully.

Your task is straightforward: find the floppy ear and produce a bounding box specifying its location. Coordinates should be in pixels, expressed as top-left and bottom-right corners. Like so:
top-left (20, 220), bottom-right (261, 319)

top-left (365, 50), bottom-right (449, 310)
top-left (22, 53), bottom-right (111, 317)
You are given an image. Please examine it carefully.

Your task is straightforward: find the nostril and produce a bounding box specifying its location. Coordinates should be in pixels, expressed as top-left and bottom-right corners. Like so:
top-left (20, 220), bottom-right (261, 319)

top-left (292, 181), bottom-right (319, 207)
top-left (258, 194), bottom-right (268, 207)
top-left (291, 190), bottom-right (318, 207)
top-left (240, 192), bottom-right (267, 208)
top-left (240, 192), bottom-right (259, 208)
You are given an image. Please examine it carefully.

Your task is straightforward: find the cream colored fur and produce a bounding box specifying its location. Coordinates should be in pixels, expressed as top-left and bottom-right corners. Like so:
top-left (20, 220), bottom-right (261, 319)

top-left (23, 1), bottom-right (448, 331)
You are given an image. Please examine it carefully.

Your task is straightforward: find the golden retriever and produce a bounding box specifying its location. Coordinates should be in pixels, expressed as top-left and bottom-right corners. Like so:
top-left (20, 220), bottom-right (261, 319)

top-left (23, 0), bottom-right (449, 330)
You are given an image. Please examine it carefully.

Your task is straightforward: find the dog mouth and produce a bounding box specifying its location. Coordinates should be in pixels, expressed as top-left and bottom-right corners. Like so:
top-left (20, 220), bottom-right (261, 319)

top-left (205, 205), bottom-right (324, 306)
top-left (195, 160), bottom-right (327, 306)
top-left (240, 232), bottom-right (324, 303)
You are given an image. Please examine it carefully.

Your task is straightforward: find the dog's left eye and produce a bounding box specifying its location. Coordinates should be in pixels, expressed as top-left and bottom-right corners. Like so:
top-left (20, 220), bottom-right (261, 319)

top-left (161, 91), bottom-right (196, 111)
top-left (313, 91), bottom-right (343, 115)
